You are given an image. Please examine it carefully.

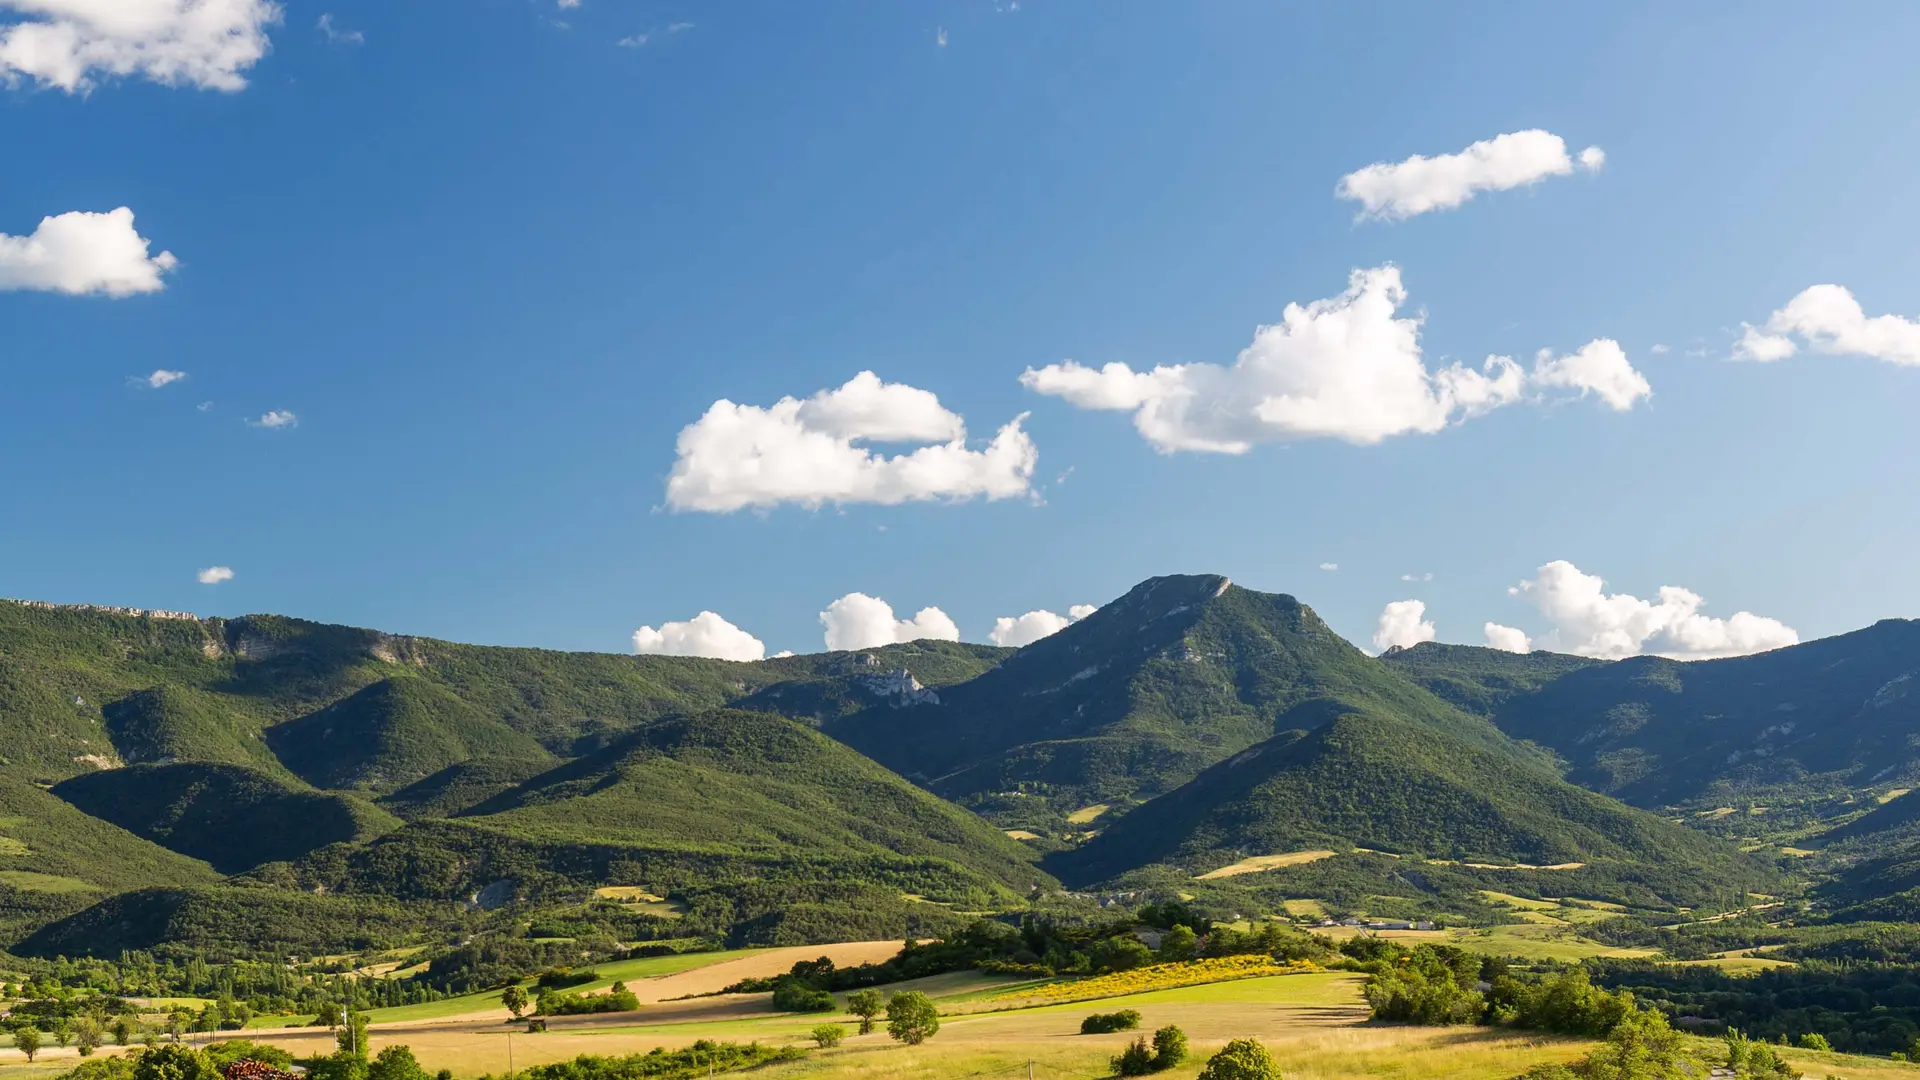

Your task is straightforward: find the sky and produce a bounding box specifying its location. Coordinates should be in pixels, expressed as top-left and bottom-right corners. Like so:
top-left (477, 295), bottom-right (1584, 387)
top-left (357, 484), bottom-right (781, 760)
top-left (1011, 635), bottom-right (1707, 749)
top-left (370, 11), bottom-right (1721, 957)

top-left (4, 1), bottom-right (1919, 662)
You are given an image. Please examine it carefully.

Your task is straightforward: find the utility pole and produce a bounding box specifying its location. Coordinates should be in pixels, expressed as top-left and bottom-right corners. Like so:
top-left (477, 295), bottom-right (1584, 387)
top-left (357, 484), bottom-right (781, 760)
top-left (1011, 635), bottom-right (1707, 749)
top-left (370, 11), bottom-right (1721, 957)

top-left (1027, 1059), bottom-right (1034, 1080)
top-left (507, 1032), bottom-right (515, 1079)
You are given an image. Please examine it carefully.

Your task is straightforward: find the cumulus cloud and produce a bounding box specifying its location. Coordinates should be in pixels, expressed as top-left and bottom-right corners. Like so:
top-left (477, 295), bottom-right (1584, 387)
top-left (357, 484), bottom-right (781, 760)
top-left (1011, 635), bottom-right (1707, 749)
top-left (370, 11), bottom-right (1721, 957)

top-left (820, 592), bottom-right (959, 651)
top-left (1020, 267), bottom-right (1648, 453)
top-left (1484, 623), bottom-right (1532, 654)
top-left (0, 0), bottom-right (281, 92)
top-left (1735, 284), bottom-right (1920, 367)
top-left (1372, 599), bottom-right (1436, 652)
top-left (1530, 340), bottom-right (1652, 410)
top-left (632, 611), bottom-right (766, 662)
top-left (0, 208), bottom-right (177, 296)
top-left (1507, 560), bottom-right (1798, 660)
top-left (315, 13), bottom-right (360, 44)
top-left (197, 565), bottom-right (233, 584)
top-left (1337, 129), bottom-right (1605, 221)
top-left (144, 369), bottom-right (187, 388)
top-left (666, 371), bottom-right (1038, 512)
top-left (1319, 562), bottom-right (1339, 572)
top-left (988, 604), bottom-right (1095, 648)
top-left (248, 409), bottom-right (296, 429)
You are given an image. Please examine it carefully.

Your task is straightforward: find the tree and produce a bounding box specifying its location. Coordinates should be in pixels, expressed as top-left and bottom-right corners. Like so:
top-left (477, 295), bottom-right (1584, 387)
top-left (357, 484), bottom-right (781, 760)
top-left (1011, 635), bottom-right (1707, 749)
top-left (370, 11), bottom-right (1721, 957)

top-left (134, 1044), bottom-right (215, 1080)
top-left (886, 991), bottom-right (940, 1045)
top-left (315, 1003), bottom-right (344, 1031)
top-left (1584, 1011), bottom-right (1696, 1080)
top-left (1151, 1025), bottom-right (1189, 1070)
top-left (114, 1019), bottom-right (133, 1047)
top-left (810, 1024), bottom-right (845, 1048)
top-left (1112, 1037), bottom-right (1156, 1077)
top-left (501, 986), bottom-right (529, 1019)
top-left (337, 1012), bottom-right (371, 1061)
top-left (167, 1010), bottom-right (191, 1043)
top-left (54, 1016), bottom-right (73, 1048)
top-left (1197, 1038), bottom-right (1280, 1080)
top-left (771, 981), bottom-right (836, 1013)
top-left (845, 989), bottom-right (885, 1035)
top-left (74, 1016), bottom-right (105, 1057)
top-left (1158, 925), bottom-right (1199, 963)
top-left (14, 1025), bottom-right (42, 1063)
top-left (368, 1045), bottom-right (429, 1080)
top-left (1796, 1033), bottom-right (1832, 1052)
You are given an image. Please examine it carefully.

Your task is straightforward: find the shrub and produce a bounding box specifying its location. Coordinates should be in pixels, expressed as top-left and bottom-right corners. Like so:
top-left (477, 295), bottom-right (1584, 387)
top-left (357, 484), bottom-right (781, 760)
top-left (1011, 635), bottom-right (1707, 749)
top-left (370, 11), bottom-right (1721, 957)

top-left (1112, 1038), bottom-right (1156, 1077)
top-left (136, 1046), bottom-right (218, 1080)
top-left (1583, 1011), bottom-right (1696, 1080)
top-left (886, 992), bottom-right (940, 1045)
top-left (1080, 1010), bottom-right (1142, 1034)
top-left (368, 1047), bottom-right (429, 1080)
top-left (770, 981), bottom-right (837, 1013)
top-left (1725, 1029), bottom-right (1798, 1080)
top-left (1489, 968), bottom-right (1633, 1036)
top-left (205, 1042), bottom-right (296, 1070)
top-left (1151, 1026), bottom-right (1188, 1070)
top-left (1796, 1033), bottom-right (1832, 1052)
top-left (1197, 1038), bottom-right (1279, 1080)
top-left (809, 1025), bottom-right (845, 1049)
top-left (1157, 926), bottom-right (1198, 963)
top-left (535, 983), bottom-right (640, 1016)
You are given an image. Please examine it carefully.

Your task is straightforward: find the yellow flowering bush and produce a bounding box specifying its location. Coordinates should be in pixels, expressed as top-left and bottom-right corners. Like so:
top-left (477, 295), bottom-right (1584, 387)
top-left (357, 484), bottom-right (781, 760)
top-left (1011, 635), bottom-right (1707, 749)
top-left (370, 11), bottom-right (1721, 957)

top-left (993, 956), bottom-right (1320, 1004)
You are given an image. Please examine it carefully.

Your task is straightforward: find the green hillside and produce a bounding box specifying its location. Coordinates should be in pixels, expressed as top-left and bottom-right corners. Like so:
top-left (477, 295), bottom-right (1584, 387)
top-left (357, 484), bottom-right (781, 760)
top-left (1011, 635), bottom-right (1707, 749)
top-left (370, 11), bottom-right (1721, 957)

top-left (14, 885), bottom-right (459, 961)
top-left (51, 762), bottom-right (400, 872)
top-left (1417, 620), bottom-right (1920, 807)
top-left (829, 575), bottom-right (1547, 827)
top-left (1046, 708), bottom-right (1778, 909)
top-left (266, 677), bottom-right (556, 792)
top-left (1381, 641), bottom-right (1601, 717)
top-left (0, 773), bottom-right (222, 945)
top-left (376, 755), bottom-right (559, 820)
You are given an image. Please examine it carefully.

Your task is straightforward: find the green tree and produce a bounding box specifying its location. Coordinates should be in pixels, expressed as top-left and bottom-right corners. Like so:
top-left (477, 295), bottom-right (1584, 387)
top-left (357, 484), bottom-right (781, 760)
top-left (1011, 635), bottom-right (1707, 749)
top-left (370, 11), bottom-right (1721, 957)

top-left (1157, 925), bottom-right (1199, 963)
top-left (1151, 1025), bottom-right (1189, 1070)
top-left (337, 1012), bottom-right (370, 1061)
top-left (14, 1025), bottom-right (43, 1063)
top-left (501, 985), bottom-right (529, 1019)
top-left (809, 1024), bottom-right (845, 1048)
top-left (1796, 1033), bottom-right (1832, 1052)
top-left (1197, 1038), bottom-right (1280, 1080)
top-left (134, 1043), bottom-right (215, 1080)
top-left (314, 1003), bottom-right (343, 1031)
top-left (1112, 1037), bottom-right (1156, 1077)
top-left (74, 1016), bottom-right (105, 1057)
top-left (167, 1010), bottom-right (191, 1043)
top-left (1584, 1011), bottom-right (1696, 1080)
top-left (113, 1019), bottom-right (134, 1047)
top-left (886, 991), bottom-right (940, 1045)
top-left (845, 989), bottom-right (886, 1035)
top-left (54, 1016), bottom-right (73, 1048)
top-left (1724, 1028), bottom-right (1798, 1080)
top-left (368, 1045), bottom-right (429, 1080)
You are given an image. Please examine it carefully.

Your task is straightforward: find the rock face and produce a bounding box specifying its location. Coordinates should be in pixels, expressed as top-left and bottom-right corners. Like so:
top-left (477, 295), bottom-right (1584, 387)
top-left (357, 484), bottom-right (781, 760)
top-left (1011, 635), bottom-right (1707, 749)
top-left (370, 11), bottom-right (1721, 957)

top-left (860, 668), bottom-right (941, 707)
top-left (3, 598), bottom-right (197, 621)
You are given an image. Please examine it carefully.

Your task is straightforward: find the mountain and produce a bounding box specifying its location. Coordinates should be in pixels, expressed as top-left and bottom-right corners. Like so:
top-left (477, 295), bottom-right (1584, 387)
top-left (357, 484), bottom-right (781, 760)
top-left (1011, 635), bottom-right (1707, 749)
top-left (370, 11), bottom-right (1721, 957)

top-left (1046, 709), bottom-right (1774, 909)
top-left (51, 762), bottom-right (400, 873)
top-left (827, 575), bottom-right (1548, 827)
top-left (266, 677), bottom-right (556, 793)
top-left (1388, 621), bottom-right (1920, 808)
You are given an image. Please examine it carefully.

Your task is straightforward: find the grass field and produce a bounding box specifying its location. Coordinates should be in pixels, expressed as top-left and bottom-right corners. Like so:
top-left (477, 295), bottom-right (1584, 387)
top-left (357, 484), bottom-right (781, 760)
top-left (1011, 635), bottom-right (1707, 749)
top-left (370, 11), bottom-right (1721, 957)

top-left (1194, 850), bottom-right (1336, 880)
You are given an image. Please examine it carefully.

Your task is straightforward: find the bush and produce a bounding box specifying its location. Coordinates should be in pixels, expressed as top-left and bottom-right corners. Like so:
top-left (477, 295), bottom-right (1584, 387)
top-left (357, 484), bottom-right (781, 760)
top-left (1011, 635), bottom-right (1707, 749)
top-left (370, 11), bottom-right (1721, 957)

top-left (205, 1042), bottom-right (295, 1070)
top-left (809, 1025), bottom-right (845, 1049)
top-left (1080, 1010), bottom-right (1142, 1034)
top-left (770, 981), bottom-right (837, 1013)
top-left (845, 989), bottom-right (885, 1034)
top-left (1364, 947), bottom-right (1484, 1026)
top-left (368, 1047), bottom-right (429, 1080)
top-left (1151, 1026), bottom-right (1188, 1070)
top-left (535, 983), bottom-right (640, 1016)
top-left (1724, 1029), bottom-right (1798, 1080)
top-left (481, 1042), bottom-right (804, 1080)
top-left (1112, 1038), bottom-right (1156, 1077)
top-left (135, 1045), bottom-right (217, 1080)
top-left (1196, 1038), bottom-right (1279, 1080)
top-left (886, 992), bottom-right (940, 1045)
top-left (1489, 968), bottom-right (1632, 1036)
top-left (1795, 1033), bottom-right (1832, 1052)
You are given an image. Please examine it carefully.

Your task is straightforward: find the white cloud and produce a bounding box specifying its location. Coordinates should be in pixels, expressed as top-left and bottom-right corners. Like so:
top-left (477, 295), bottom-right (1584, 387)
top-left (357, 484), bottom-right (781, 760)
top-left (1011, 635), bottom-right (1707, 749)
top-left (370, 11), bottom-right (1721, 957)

top-left (196, 400), bottom-right (213, 411)
top-left (1372, 599), bottom-right (1435, 652)
top-left (557, 0), bottom-right (579, 7)
top-left (632, 611), bottom-right (766, 662)
top-left (666, 371), bottom-right (1037, 512)
top-left (616, 33), bottom-right (646, 47)
top-left (936, 27), bottom-right (948, 48)
top-left (316, 13), bottom-right (360, 44)
top-left (1336, 129), bottom-right (1605, 221)
top-left (1529, 339), bottom-right (1652, 411)
top-left (1507, 560), bottom-right (1798, 660)
top-left (1649, 343), bottom-right (1671, 355)
top-left (0, 0), bottom-right (281, 92)
top-left (197, 565), bottom-right (233, 585)
top-left (666, 21), bottom-right (692, 32)
top-left (1483, 622), bottom-right (1532, 654)
top-left (1400, 572), bottom-right (1433, 583)
top-left (1020, 267), bottom-right (1647, 454)
top-left (988, 604), bottom-right (1095, 648)
top-left (145, 369), bottom-right (187, 388)
top-left (820, 592), bottom-right (959, 651)
top-left (0, 208), bottom-right (177, 296)
top-left (1737, 284), bottom-right (1920, 367)
top-left (1319, 562), bottom-right (1339, 572)
top-left (248, 409), bottom-right (296, 429)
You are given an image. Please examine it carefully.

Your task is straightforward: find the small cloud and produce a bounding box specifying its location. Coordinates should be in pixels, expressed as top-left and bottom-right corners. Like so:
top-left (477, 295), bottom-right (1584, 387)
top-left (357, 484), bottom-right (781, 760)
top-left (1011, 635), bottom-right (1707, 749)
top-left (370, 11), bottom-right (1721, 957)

top-left (772, 649), bottom-right (795, 659)
top-left (936, 26), bottom-right (948, 48)
top-left (143, 370), bottom-right (187, 389)
top-left (617, 33), bottom-right (649, 47)
top-left (1400, 572), bottom-right (1433, 583)
top-left (317, 14), bottom-right (363, 45)
top-left (197, 566), bottom-right (235, 585)
top-left (1319, 562), bottom-right (1339, 572)
top-left (667, 22), bottom-right (693, 33)
top-left (249, 410), bottom-right (298, 429)
top-left (197, 401), bottom-right (214, 412)
top-left (1649, 343), bottom-right (1671, 355)
top-left (1055, 466), bottom-right (1075, 485)
top-left (558, 0), bottom-right (581, 8)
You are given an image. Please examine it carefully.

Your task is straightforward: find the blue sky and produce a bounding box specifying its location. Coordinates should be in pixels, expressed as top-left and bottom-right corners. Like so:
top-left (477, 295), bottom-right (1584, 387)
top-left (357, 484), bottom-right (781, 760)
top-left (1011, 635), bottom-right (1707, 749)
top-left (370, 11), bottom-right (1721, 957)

top-left (3, 1), bottom-right (1918, 660)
